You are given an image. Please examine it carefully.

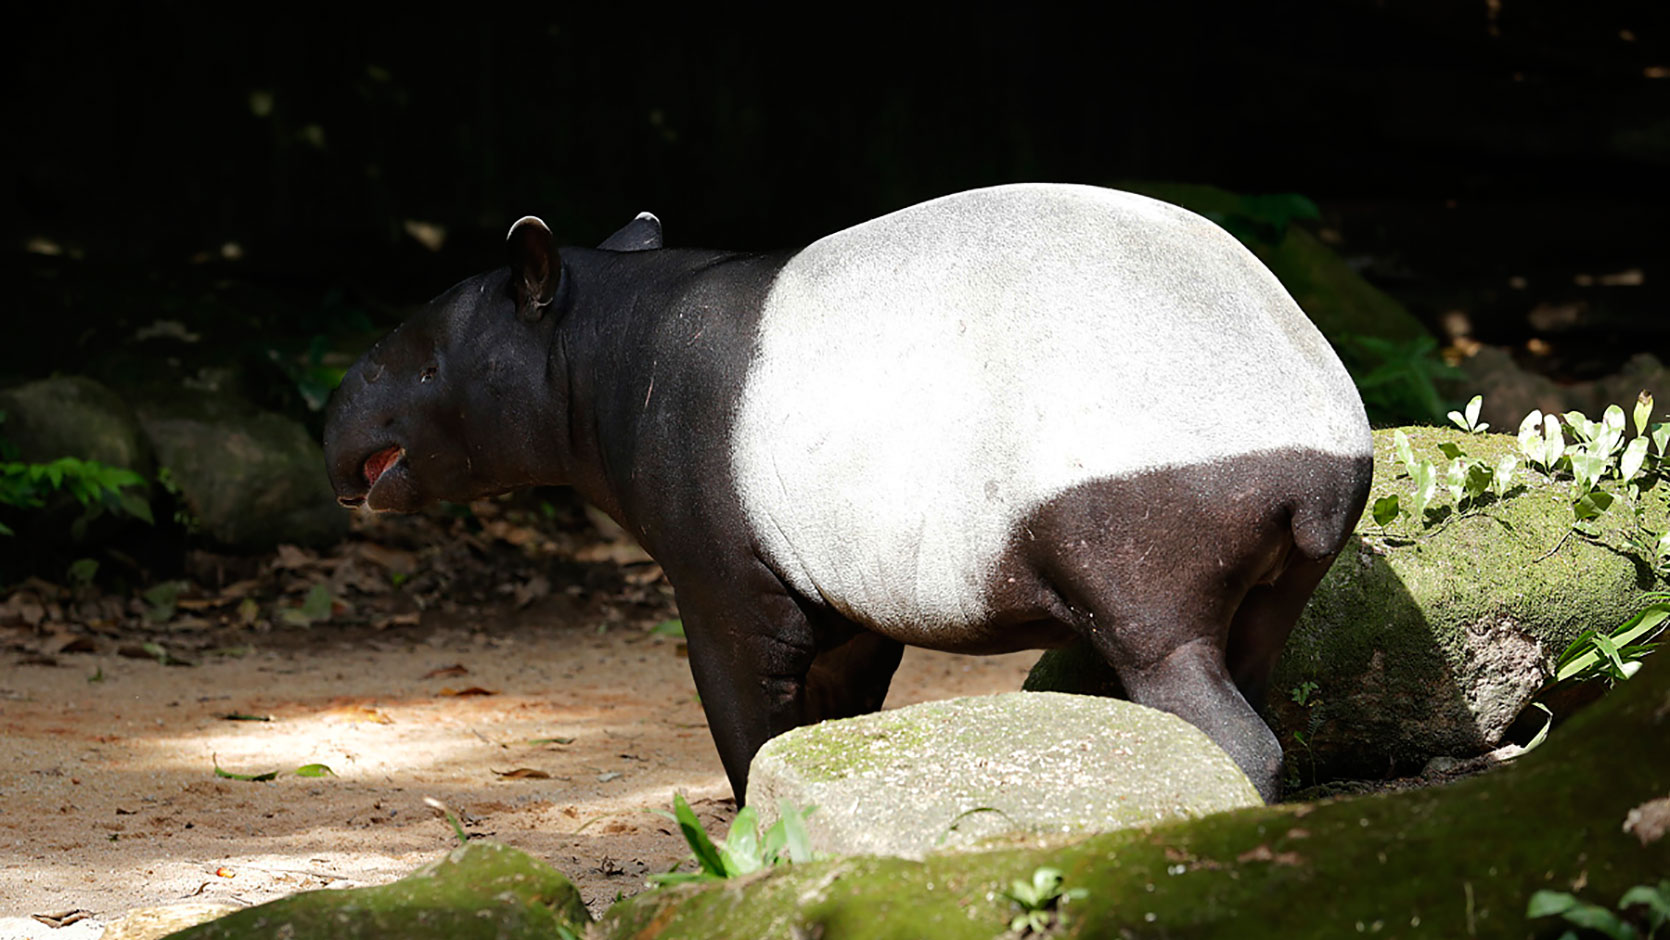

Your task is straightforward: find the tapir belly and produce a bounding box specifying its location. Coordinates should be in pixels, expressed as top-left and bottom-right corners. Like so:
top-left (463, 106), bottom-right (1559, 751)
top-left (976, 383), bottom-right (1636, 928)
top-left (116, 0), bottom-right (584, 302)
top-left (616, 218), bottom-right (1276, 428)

top-left (728, 184), bottom-right (1370, 640)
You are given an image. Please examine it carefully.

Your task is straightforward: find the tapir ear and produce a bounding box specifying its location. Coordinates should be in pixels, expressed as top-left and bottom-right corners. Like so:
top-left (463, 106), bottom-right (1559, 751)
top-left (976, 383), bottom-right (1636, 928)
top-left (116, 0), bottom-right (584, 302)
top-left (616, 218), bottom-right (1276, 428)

top-left (597, 211), bottom-right (663, 252)
top-left (506, 215), bottom-right (560, 322)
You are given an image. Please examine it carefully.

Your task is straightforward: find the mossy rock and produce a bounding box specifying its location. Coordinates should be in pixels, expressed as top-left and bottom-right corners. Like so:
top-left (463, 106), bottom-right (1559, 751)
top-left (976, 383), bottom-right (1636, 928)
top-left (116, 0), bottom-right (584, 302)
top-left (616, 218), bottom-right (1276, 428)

top-left (599, 659), bottom-right (1670, 938)
top-left (0, 375), bottom-right (157, 548)
top-left (159, 841), bottom-right (589, 940)
top-left (0, 375), bottom-right (154, 473)
top-left (748, 692), bottom-right (1261, 859)
top-left (136, 391), bottom-right (347, 550)
top-left (1029, 426), bottom-right (1670, 783)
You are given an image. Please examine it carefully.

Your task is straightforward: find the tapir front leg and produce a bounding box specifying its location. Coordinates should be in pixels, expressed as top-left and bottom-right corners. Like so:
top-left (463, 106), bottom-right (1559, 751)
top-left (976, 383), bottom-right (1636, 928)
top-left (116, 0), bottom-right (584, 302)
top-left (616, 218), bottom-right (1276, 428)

top-left (673, 570), bottom-right (822, 804)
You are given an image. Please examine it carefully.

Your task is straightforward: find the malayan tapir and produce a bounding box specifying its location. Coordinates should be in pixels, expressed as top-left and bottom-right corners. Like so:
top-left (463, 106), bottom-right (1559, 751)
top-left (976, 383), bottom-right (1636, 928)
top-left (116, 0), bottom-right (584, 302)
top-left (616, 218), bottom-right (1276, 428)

top-left (323, 184), bottom-right (1373, 803)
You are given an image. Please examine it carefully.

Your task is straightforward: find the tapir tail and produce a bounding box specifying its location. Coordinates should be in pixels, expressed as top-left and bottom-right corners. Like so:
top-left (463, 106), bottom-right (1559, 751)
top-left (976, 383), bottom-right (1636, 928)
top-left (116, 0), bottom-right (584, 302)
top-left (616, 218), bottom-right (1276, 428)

top-left (1289, 453), bottom-right (1375, 562)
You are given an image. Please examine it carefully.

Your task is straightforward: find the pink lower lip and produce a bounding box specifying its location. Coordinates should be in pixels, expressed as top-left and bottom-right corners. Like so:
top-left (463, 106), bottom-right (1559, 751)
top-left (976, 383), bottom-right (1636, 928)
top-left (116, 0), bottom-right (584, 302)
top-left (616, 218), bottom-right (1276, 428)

top-left (363, 446), bottom-right (403, 487)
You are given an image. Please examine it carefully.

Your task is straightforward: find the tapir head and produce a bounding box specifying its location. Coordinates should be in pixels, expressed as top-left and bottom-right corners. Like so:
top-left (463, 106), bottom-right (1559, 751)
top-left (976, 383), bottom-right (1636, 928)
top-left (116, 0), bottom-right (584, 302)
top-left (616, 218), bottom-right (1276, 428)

top-left (323, 216), bottom-right (568, 512)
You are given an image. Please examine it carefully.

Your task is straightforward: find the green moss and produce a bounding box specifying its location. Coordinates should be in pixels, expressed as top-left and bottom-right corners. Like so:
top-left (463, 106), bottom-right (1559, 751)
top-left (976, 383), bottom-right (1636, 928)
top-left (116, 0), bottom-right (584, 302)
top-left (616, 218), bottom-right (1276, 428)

top-left (160, 841), bottom-right (590, 940)
top-left (599, 661), bottom-right (1670, 939)
top-left (757, 707), bottom-right (934, 785)
top-left (1273, 427), bottom-right (1668, 776)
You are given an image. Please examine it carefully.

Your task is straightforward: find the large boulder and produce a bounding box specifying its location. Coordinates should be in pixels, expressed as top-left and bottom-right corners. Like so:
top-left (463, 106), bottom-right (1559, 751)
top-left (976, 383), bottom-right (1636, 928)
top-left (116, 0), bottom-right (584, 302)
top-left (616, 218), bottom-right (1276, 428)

top-left (1029, 426), bottom-right (1669, 784)
top-left (600, 660), bottom-right (1670, 939)
top-left (747, 692), bottom-right (1261, 859)
top-left (135, 392), bottom-right (346, 551)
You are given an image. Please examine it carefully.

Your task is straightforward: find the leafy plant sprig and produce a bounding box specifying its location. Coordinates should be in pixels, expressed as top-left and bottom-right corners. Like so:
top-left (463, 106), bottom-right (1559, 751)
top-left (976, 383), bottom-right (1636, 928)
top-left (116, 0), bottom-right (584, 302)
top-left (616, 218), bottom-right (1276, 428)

top-left (648, 792), bottom-right (817, 885)
top-left (1002, 865), bottom-right (1087, 935)
top-left (1552, 596), bottom-right (1669, 686)
top-left (1376, 394), bottom-right (1670, 577)
top-left (1527, 880), bottom-right (1669, 939)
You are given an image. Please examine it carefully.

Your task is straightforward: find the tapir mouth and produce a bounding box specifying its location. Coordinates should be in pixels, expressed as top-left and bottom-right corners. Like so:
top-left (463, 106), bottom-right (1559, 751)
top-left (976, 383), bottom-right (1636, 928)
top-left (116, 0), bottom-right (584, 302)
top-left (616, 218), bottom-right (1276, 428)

top-left (337, 445), bottom-right (404, 508)
top-left (363, 445), bottom-right (404, 488)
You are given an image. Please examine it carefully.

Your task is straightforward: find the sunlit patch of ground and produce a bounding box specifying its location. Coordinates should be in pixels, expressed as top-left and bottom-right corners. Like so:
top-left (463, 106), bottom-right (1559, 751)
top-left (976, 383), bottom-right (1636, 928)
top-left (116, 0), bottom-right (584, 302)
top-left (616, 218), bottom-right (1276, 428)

top-left (0, 610), bottom-right (1034, 934)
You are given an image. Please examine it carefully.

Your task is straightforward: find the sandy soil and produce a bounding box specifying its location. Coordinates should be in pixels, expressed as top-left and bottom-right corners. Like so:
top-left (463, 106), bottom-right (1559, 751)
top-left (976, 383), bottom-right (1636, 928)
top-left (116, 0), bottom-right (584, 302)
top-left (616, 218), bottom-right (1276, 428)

top-left (0, 591), bottom-right (1035, 936)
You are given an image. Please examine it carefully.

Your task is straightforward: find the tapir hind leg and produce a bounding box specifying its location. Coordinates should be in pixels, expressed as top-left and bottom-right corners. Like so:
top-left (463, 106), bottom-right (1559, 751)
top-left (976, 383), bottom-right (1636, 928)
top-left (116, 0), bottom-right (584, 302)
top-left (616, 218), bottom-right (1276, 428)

top-left (1027, 481), bottom-right (1299, 803)
top-left (1224, 554), bottom-right (1338, 708)
top-left (802, 627), bottom-right (905, 723)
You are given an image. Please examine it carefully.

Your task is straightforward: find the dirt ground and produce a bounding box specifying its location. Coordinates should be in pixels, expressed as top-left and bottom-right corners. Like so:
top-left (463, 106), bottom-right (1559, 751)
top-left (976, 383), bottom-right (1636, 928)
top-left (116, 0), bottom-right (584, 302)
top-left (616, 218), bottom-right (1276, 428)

top-left (0, 500), bottom-right (1037, 937)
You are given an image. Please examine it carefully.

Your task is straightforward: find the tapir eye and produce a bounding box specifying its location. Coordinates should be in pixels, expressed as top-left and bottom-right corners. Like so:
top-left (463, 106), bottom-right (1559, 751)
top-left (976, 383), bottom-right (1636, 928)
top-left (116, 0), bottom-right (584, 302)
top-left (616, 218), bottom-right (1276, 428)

top-left (419, 364), bottom-right (437, 383)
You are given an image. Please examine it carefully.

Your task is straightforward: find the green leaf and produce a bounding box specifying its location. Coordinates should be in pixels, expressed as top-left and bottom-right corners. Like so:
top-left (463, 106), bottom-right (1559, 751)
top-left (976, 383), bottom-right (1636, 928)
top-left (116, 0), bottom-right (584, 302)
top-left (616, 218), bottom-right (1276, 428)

top-left (1409, 460), bottom-right (1438, 521)
top-left (1564, 410), bottom-right (1595, 444)
top-left (1528, 890), bottom-right (1580, 918)
top-left (719, 806), bottom-right (761, 877)
top-left (302, 583), bottom-right (333, 619)
top-left (1522, 702), bottom-right (1553, 753)
top-left (294, 763), bottom-right (336, 777)
top-left (213, 755), bottom-right (280, 782)
top-left (1622, 437), bottom-right (1650, 484)
top-left (67, 557), bottom-right (99, 585)
top-left (1445, 459), bottom-right (1468, 503)
top-left (670, 792), bottom-right (727, 877)
top-left (1573, 489), bottom-right (1615, 521)
top-left (1604, 403), bottom-right (1627, 435)
top-left (1371, 495), bottom-right (1400, 527)
top-left (1591, 632), bottom-right (1628, 677)
top-left (1493, 454), bottom-right (1518, 497)
top-left (1570, 451), bottom-right (1607, 493)
top-left (1543, 414), bottom-right (1568, 467)
top-left (1519, 410), bottom-right (1545, 462)
top-left (144, 581), bottom-right (184, 623)
top-left (283, 584), bottom-right (337, 626)
top-left (646, 870), bottom-right (713, 886)
top-left (778, 800), bottom-right (816, 864)
top-left (1032, 866), bottom-right (1064, 900)
top-left (1393, 429), bottom-right (1416, 475)
top-left (649, 619), bottom-right (685, 638)
top-left (1557, 902), bottom-right (1635, 940)
top-left (1618, 881), bottom-right (1670, 921)
top-left (1463, 461), bottom-right (1493, 501)
top-left (1654, 422), bottom-right (1670, 457)
top-left (117, 490), bottom-right (155, 525)
top-left (1635, 392), bottom-right (1655, 437)
top-left (1437, 441), bottom-right (1466, 460)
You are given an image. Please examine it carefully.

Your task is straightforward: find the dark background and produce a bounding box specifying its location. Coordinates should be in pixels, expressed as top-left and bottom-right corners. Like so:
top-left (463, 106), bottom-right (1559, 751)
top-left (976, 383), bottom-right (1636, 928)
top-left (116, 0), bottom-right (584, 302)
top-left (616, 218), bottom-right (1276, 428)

top-left (8, 1), bottom-right (1668, 394)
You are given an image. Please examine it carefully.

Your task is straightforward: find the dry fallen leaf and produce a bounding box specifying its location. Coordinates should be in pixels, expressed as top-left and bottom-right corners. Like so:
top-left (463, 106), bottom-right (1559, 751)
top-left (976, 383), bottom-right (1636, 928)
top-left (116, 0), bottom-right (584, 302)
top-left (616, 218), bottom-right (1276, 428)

top-left (322, 705), bottom-right (394, 724)
top-left (32, 910), bottom-right (92, 928)
top-left (512, 575), bottom-right (550, 609)
top-left (356, 542), bottom-right (418, 575)
top-left (1624, 795), bottom-right (1670, 846)
top-left (439, 686), bottom-right (497, 697)
top-left (493, 768), bottom-right (550, 779)
top-left (270, 544), bottom-right (318, 571)
top-left (1236, 844), bottom-right (1303, 866)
